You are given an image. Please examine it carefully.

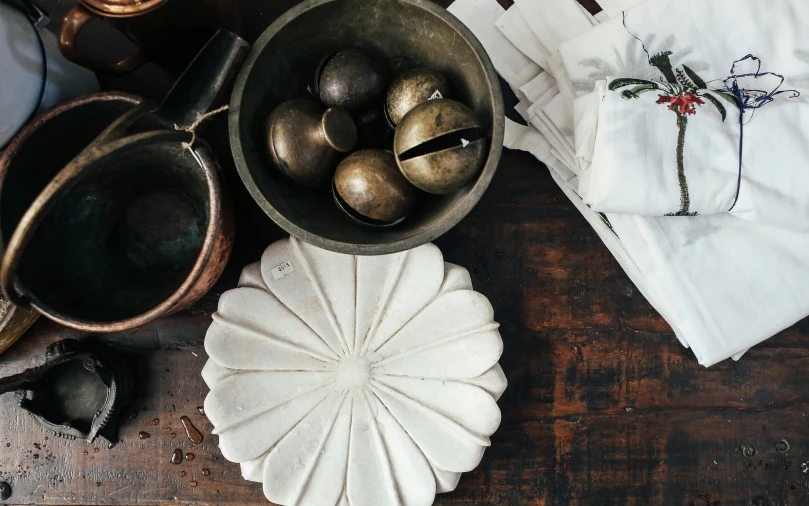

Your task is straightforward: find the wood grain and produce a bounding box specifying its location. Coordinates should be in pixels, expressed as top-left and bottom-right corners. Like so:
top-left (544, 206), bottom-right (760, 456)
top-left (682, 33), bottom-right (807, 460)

top-left (1, 1), bottom-right (808, 506)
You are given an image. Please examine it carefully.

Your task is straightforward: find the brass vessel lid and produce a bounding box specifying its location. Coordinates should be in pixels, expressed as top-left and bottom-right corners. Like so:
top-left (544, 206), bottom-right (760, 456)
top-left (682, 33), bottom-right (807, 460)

top-left (81, 0), bottom-right (167, 17)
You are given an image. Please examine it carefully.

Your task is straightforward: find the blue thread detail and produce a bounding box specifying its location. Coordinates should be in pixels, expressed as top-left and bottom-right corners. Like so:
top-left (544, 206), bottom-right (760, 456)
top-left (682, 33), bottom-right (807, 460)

top-left (717, 55), bottom-right (800, 211)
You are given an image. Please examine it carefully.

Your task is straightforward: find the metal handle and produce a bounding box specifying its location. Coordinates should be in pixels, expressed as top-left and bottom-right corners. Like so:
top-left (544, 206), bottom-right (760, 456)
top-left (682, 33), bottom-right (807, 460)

top-left (58, 4), bottom-right (147, 75)
top-left (0, 104), bottom-right (190, 308)
top-left (154, 30), bottom-right (249, 129)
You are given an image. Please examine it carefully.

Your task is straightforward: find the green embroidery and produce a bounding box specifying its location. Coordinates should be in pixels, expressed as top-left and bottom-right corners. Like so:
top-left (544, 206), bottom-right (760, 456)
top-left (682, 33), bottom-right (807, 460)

top-left (610, 53), bottom-right (738, 216)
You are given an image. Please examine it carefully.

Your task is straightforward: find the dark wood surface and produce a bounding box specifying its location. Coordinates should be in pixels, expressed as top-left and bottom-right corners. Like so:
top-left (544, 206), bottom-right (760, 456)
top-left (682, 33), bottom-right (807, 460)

top-left (1, 0), bottom-right (809, 505)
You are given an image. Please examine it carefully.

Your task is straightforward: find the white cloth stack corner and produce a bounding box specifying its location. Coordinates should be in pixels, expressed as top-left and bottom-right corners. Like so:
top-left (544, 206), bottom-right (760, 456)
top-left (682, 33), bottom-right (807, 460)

top-left (449, 0), bottom-right (809, 366)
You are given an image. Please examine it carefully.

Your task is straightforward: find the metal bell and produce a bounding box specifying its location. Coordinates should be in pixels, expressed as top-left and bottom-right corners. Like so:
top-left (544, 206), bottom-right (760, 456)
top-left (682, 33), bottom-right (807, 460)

top-left (386, 67), bottom-right (451, 126)
top-left (265, 99), bottom-right (357, 187)
top-left (333, 149), bottom-right (417, 226)
top-left (318, 48), bottom-right (387, 113)
top-left (393, 98), bottom-right (486, 194)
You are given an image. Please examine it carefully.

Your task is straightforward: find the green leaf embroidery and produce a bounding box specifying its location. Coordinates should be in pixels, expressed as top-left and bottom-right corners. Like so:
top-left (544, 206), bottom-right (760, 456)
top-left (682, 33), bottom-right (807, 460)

top-left (714, 91), bottom-right (740, 108)
top-left (608, 78), bottom-right (660, 91)
top-left (682, 65), bottom-right (707, 89)
top-left (700, 92), bottom-right (727, 122)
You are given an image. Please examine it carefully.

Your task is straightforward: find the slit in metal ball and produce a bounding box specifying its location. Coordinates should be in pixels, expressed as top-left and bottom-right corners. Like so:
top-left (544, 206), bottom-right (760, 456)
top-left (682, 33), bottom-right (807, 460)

top-left (333, 149), bottom-right (417, 226)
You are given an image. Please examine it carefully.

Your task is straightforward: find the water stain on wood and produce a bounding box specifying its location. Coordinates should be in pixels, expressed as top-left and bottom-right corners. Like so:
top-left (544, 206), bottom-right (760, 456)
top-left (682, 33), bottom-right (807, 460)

top-left (138, 431), bottom-right (150, 440)
top-left (170, 449), bottom-right (182, 465)
top-left (185, 453), bottom-right (195, 461)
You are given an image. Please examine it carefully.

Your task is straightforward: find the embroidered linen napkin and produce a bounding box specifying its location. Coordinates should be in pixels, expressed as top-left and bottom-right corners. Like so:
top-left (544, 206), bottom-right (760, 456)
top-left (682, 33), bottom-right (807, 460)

top-left (571, 3), bottom-right (809, 230)
top-left (449, 0), bottom-right (809, 366)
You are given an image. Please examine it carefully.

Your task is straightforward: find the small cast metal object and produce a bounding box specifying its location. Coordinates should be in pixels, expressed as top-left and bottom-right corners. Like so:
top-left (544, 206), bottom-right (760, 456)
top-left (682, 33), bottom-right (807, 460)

top-left (265, 99), bottom-right (357, 187)
top-left (0, 339), bottom-right (132, 443)
top-left (333, 150), bottom-right (417, 226)
top-left (386, 67), bottom-right (451, 126)
top-left (318, 48), bottom-right (386, 113)
top-left (393, 98), bottom-right (487, 194)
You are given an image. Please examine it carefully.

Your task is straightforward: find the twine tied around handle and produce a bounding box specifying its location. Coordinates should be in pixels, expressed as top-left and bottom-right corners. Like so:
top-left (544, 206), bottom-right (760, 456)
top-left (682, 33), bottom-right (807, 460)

top-left (174, 104), bottom-right (230, 149)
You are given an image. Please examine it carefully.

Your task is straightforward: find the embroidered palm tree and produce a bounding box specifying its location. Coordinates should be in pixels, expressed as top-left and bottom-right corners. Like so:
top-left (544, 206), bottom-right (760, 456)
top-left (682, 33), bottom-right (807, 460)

top-left (609, 52), bottom-right (737, 215)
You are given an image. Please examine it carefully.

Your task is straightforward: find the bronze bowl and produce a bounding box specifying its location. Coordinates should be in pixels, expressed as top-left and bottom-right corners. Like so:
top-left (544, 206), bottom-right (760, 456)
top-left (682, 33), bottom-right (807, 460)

top-left (229, 0), bottom-right (504, 255)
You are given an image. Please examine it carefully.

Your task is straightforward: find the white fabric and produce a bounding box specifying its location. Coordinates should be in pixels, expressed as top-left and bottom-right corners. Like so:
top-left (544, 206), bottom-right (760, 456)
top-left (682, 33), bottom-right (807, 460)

top-left (447, 0), bottom-right (540, 90)
top-left (451, 0), bottom-right (809, 366)
top-left (594, 0), bottom-right (643, 19)
top-left (513, 0), bottom-right (593, 55)
top-left (570, 3), bottom-right (809, 230)
top-left (495, 5), bottom-right (552, 69)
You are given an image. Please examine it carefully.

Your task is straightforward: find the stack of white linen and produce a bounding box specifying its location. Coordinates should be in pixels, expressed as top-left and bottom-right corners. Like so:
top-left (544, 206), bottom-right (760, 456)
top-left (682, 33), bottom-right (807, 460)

top-left (447, 0), bottom-right (809, 366)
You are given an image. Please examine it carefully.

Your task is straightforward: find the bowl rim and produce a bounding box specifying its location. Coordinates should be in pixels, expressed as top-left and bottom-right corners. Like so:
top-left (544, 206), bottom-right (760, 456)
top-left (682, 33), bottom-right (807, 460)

top-left (228, 0), bottom-right (504, 256)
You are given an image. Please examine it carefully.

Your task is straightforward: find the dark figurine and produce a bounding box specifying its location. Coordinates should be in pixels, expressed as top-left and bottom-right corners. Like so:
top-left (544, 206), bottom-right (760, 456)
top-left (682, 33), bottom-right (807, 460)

top-left (333, 150), bottom-right (417, 226)
top-left (265, 99), bottom-right (357, 187)
top-left (393, 99), bottom-right (487, 194)
top-left (0, 339), bottom-right (132, 443)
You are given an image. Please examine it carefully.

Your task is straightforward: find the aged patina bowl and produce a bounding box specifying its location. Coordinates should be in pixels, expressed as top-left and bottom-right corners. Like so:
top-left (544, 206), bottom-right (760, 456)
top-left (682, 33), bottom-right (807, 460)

top-left (229, 0), bottom-right (504, 255)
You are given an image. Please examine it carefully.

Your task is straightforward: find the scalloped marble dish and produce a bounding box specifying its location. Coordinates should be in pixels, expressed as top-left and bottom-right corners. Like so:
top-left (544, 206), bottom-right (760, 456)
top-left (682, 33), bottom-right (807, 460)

top-left (202, 237), bottom-right (507, 506)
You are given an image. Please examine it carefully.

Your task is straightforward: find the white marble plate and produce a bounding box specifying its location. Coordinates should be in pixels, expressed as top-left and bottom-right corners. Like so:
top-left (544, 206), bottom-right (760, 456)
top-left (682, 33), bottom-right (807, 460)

top-left (203, 237), bottom-right (507, 506)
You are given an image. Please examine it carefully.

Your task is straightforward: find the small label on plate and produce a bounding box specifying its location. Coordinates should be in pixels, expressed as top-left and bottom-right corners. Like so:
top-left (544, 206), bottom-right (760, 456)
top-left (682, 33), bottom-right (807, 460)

top-left (461, 138), bottom-right (470, 147)
top-left (429, 90), bottom-right (443, 100)
top-left (270, 260), bottom-right (295, 280)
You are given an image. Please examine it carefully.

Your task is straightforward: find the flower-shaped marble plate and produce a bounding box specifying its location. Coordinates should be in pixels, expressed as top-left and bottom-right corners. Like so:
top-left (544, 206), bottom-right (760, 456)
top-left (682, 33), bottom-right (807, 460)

top-left (202, 237), bottom-right (507, 506)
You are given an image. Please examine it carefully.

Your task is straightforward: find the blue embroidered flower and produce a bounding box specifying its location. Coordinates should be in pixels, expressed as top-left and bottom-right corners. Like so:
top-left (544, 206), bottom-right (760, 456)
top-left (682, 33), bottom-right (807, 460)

top-left (721, 55), bottom-right (800, 111)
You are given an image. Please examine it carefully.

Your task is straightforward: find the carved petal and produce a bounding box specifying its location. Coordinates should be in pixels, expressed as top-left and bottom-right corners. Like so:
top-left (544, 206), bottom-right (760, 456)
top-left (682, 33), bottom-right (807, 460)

top-left (369, 381), bottom-right (489, 473)
top-left (206, 287), bottom-right (341, 369)
top-left (357, 244), bottom-right (444, 355)
top-left (260, 238), bottom-right (352, 356)
top-left (439, 262), bottom-right (474, 294)
top-left (346, 391), bottom-right (435, 506)
top-left (374, 375), bottom-right (502, 437)
top-left (201, 359), bottom-right (236, 388)
top-left (466, 364), bottom-right (509, 401)
top-left (373, 290), bottom-right (503, 379)
top-left (262, 392), bottom-right (351, 506)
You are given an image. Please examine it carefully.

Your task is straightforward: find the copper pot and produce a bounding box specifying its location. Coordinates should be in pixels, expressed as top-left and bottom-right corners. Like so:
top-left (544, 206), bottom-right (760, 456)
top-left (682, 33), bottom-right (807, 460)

top-left (58, 0), bottom-right (243, 75)
top-left (0, 31), bottom-right (248, 333)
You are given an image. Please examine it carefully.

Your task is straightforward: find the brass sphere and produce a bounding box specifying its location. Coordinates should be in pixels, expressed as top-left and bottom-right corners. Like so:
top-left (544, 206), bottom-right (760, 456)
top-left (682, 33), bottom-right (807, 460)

top-left (333, 149), bottom-right (417, 225)
top-left (318, 48), bottom-right (387, 113)
top-left (265, 99), bottom-right (357, 187)
top-left (393, 99), bottom-right (486, 194)
top-left (386, 67), bottom-right (450, 126)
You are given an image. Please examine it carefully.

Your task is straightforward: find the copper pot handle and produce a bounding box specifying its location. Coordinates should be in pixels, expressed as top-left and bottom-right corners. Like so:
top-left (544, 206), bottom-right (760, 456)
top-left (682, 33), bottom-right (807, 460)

top-left (58, 4), bottom-right (148, 75)
top-left (0, 106), bottom-right (191, 308)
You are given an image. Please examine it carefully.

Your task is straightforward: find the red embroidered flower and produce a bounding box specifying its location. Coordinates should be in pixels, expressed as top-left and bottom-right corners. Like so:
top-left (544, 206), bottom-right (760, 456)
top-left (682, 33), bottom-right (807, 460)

top-left (656, 92), bottom-right (705, 115)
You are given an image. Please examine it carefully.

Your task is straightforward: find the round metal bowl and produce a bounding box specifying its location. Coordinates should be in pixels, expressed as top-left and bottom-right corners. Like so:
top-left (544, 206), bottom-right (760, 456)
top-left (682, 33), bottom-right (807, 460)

top-left (229, 0), bottom-right (504, 255)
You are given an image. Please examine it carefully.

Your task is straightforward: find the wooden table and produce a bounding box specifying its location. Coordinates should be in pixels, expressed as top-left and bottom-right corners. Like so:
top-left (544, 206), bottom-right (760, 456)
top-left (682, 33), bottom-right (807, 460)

top-left (1, 1), bottom-right (808, 505)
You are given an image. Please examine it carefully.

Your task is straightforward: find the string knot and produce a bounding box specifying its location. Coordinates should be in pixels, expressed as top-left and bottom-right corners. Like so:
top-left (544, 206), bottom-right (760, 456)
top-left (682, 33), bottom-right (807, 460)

top-left (174, 104), bottom-right (230, 149)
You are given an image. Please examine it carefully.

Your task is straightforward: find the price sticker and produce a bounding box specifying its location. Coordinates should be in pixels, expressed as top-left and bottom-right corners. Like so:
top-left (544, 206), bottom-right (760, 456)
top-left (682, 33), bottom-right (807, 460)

top-left (429, 90), bottom-right (443, 100)
top-left (270, 260), bottom-right (295, 280)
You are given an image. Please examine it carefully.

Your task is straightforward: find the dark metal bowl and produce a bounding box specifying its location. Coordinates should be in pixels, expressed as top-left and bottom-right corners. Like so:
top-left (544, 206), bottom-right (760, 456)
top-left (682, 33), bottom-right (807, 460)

top-left (229, 0), bottom-right (504, 255)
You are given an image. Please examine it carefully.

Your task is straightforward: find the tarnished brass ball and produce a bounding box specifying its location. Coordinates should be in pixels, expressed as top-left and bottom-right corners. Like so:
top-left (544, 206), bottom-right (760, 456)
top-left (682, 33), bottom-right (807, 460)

top-left (265, 99), bottom-right (357, 187)
top-left (386, 67), bottom-right (450, 126)
top-left (333, 149), bottom-right (417, 226)
top-left (393, 98), bottom-right (486, 194)
top-left (319, 48), bottom-right (387, 113)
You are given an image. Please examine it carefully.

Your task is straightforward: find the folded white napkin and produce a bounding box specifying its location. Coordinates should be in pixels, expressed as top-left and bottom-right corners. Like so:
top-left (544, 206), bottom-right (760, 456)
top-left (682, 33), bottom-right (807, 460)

top-left (571, 6), bottom-right (809, 229)
top-left (449, 0), bottom-right (809, 366)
